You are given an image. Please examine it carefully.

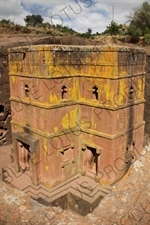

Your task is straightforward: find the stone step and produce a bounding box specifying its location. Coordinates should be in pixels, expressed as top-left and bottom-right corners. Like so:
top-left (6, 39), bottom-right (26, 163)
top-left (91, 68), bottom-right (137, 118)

top-left (70, 186), bottom-right (105, 205)
top-left (77, 174), bottom-right (112, 191)
top-left (49, 174), bottom-right (80, 194)
top-left (23, 185), bottom-right (51, 198)
top-left (74, 176), bottom-right (111, 197)
top-left (2, 164), bottom-right (112, 215)
top-left (7, 163), bottom-right (33, 179)
top-left (71, 183), bottom-right (107, 200)
top-left (23, 176), bottom-right (111, 207)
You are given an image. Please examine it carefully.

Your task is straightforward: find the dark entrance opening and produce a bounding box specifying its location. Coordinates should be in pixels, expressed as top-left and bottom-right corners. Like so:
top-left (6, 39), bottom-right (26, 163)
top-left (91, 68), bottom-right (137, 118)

top-left (86, 146), bottom-right (98, 174)
top-left (0, 105), bottom-right (4, 114)
top-left (17, 140), bottom-right (31, 172)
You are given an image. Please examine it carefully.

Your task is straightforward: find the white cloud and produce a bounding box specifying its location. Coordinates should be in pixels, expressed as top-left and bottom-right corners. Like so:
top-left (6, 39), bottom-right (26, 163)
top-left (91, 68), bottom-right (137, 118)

top-left (0, 0), bottom-right (23, 17)
top-left (72, 12), bottom-right (109, 33)
top-left (0, 0), bottom-right (148, 32)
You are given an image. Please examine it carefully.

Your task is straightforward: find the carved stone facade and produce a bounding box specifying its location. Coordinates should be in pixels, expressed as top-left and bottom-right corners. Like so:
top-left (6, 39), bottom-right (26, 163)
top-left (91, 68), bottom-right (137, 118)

top-left (4, 45), bottom-right (146, 214)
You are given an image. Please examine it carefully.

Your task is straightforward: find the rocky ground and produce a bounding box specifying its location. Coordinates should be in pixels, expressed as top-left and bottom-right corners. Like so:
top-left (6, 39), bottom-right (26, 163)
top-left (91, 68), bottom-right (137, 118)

top-left (0, 142), bottom-right (150, 225)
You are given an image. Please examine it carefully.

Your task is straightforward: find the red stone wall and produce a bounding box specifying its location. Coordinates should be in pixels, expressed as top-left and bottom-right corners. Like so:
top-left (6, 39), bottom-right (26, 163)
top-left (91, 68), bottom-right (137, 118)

top-left (8, 45), bottom-right (146, 187)
top-left (0, 49), bottom-right (12, 146)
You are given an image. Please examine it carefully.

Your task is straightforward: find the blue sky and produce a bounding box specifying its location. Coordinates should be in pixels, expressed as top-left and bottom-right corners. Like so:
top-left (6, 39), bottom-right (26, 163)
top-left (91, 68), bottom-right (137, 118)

top-left (0, 0), bottom-right (148, 33)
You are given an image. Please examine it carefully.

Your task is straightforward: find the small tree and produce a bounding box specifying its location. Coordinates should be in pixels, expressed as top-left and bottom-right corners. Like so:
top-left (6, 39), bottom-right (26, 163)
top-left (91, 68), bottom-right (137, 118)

top-left (87, 28), bottom-right (92, 35)
top-left (24, 15), bottom-right (44, 27)
top-left (128, 22), bottom-right (143, 37)
top-left (127, 1), bottom-right (150, 36)
top-left (0, 19), bottom-right (11, 24)
top-left (42, 22), bottom-right (51, 29)
top-left (144, 34), bottom-right (150, 45)
top-left (104, 21), bottom-right (120, 35)
top-left (22, 26), bottom-right (31, 33)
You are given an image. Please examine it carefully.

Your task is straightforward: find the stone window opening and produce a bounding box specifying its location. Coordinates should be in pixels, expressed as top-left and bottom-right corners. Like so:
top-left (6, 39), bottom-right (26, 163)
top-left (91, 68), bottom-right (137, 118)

top-left (17, 140), bottom-right (31, 172)
top-left (62, 85), bottom-right (67, 99)
top-left (130, 52), bottom-right (137, 62)
top-left (0, 105), bottom-right (4, 115)
top-left (23, 52), bottom-right (26, 60)
top-left (25, 84), bottom-right (29, 97)
top-left (92, 86), bottom-right (98, 100)
top-left (129, 86), bottom-right (134, 100)
top-left (25, 84), bottom-right (29, 92)
top-left (125, 141), bottom-right (136, 164)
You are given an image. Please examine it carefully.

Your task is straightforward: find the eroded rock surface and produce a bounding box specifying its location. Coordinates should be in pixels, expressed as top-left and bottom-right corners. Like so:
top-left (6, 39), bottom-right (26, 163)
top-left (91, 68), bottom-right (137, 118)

top-left (0, 145), bottom-right (150, 225)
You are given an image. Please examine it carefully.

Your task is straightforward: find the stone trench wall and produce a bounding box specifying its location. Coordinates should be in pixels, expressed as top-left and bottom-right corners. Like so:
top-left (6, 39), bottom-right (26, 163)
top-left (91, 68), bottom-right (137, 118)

top-left (0, 49), bottom-right (12, 146)
top-left (0, 43), bottom-right (150, 146)
top-left (144, 54), bottom-right (150, 136)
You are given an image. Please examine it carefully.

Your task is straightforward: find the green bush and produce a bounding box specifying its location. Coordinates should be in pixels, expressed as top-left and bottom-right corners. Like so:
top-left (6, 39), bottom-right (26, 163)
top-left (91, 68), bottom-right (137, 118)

top-left (51, 31), bottom-right (59, 36)
top-left (61, 26), bottom-right (75, 34)
top-left (128, 23), bottom-right (143, 37)
top-left (5, 24), bottom-right (11, 29)
top-left (0, 19), bottom-right (10, 24)
top-left (42, 22), bottom-right (51, 29)
top-left (144, 27), bottom-right (150, 35)
top-left (9, 26), bottom-right (15, 31)
top-left (78, 33), bottom-right (91, 39)
top-left (22, 26), bottom-right (31, 33)
top-left (144, 34), bottom-right (150, 45)
top-left (15, 24), bottom-right (22, 31)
